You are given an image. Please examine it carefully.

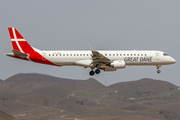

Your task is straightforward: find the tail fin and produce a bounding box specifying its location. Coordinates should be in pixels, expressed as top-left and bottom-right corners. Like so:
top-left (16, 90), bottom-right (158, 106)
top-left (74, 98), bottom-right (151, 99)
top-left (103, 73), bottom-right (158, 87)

top-left (8, 27), bottom-right (35, 53)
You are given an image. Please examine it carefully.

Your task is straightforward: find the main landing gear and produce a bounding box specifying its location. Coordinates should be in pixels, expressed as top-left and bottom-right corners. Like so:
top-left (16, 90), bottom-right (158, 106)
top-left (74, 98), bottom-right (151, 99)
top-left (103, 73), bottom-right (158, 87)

top-left (89, 69), bottom-right (100, 76)
top-left (156, 65), bottom-right (161, 74)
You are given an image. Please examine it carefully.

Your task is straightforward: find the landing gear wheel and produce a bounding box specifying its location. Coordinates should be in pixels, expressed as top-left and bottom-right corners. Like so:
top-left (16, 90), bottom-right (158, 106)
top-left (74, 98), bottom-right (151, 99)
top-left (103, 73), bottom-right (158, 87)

top-left (95, 69), bottom-right (100, 74)
top-left (156, 65), bottom-right (161, 74)
top-left (89, 70), bottom-right (95, 76)
top-left (157, 70), bottom-right (161, 74)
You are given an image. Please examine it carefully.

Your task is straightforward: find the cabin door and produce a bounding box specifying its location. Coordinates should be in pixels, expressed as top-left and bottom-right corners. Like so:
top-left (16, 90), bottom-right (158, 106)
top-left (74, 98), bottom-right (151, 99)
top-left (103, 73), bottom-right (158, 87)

top-left (155, 53), bottom-right (159, 60)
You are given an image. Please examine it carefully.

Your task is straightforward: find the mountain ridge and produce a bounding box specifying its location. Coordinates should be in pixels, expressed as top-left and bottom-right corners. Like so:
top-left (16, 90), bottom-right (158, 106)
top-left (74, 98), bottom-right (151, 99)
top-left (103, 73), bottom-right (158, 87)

top-left (0, 73), bottom-right (179, 120)
top-left (0, 73), bottom-right (105, 94)
top-left (108, 78), bottom-right (176, 92)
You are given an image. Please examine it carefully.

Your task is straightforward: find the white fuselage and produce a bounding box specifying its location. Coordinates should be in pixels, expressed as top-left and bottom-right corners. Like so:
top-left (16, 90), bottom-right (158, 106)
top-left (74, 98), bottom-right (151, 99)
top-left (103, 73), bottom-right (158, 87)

top-left (7, 27), bottom-right (176, 75)
top-left (40, 50), bottom-right (176, 66)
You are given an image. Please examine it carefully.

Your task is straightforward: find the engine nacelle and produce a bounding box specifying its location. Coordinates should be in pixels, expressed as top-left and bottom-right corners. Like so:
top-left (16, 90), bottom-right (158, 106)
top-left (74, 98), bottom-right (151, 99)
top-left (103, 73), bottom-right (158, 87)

top-left (110, 60), bottom-right (126, 69)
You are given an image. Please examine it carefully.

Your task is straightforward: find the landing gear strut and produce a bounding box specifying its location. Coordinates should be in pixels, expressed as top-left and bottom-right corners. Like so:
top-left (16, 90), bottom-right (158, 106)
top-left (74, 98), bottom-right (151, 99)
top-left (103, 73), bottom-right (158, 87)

top-left (156, 65), bottom-right (161, 74)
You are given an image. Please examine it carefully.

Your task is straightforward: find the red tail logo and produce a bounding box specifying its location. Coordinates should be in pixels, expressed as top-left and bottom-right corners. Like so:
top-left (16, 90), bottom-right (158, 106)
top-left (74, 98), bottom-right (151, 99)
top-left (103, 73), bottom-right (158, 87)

top-left (8, 27), bottom-right (58, 66)
top-left (8, 28), bottom-right (34, 53)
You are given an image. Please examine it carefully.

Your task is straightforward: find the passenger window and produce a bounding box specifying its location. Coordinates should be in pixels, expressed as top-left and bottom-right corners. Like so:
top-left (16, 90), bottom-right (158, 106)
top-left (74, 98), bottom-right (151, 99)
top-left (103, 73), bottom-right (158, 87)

top-left (127, 54), bottom-right (129, 56)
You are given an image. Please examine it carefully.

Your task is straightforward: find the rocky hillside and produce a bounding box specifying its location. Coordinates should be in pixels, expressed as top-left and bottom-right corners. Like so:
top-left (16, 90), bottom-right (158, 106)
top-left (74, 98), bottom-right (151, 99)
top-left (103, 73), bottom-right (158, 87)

top-left (0, 73), bottom-right (179, 120)
top-left (0, 111), bottom-right (17, 120)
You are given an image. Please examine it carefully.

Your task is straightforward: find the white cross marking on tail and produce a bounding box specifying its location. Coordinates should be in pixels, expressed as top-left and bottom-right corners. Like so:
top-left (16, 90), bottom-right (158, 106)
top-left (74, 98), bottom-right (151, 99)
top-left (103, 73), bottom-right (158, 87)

top-left (12, 28), bottom-right (24, 53)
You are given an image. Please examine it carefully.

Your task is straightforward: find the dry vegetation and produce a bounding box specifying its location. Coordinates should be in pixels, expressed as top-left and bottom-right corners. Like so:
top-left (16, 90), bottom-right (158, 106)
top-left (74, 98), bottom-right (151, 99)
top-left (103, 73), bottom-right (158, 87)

top-left (0, 73), bottom-right (179, 120)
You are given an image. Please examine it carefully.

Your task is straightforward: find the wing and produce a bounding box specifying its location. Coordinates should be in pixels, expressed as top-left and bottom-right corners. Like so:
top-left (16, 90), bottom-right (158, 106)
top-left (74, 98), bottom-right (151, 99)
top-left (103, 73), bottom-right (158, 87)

top-left (88, 44), bottom-right (110, 66)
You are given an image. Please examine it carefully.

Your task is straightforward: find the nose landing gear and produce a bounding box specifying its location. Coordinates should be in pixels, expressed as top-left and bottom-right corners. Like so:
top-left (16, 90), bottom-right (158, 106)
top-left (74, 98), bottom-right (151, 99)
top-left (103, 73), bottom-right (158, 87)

top-left (157, 69), bottom-right (161, 73)
top-left (156, 65), bottom-right (161, 74)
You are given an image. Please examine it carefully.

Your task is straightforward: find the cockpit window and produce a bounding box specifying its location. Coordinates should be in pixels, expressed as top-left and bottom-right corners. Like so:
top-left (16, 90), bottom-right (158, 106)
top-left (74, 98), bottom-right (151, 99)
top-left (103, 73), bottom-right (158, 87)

top-left (163, 53), bottom-right (169, 56)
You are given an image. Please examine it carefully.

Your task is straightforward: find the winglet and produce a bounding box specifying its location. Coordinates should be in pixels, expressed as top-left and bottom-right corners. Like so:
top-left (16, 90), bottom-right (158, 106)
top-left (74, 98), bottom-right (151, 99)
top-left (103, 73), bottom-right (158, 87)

top-left (88, 44), bottom-right (96, 52)
top-left (88, 44), bottom-right (110, 64)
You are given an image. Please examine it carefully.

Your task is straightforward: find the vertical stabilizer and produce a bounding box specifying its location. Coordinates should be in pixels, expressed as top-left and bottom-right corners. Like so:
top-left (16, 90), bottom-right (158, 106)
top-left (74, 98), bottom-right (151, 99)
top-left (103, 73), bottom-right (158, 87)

top-left (8, 27), bottom-right (34, 53)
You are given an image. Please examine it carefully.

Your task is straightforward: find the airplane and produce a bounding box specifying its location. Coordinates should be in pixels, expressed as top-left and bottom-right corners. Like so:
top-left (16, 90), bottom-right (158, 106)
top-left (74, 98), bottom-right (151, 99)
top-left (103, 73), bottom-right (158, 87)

top-left (6, 27), bottom-right (176, 76)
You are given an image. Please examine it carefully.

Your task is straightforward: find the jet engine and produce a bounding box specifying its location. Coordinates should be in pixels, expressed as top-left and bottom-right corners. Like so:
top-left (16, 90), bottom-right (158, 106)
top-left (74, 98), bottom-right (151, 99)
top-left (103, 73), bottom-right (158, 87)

top-left (110, 60), bottom-right (126, 69)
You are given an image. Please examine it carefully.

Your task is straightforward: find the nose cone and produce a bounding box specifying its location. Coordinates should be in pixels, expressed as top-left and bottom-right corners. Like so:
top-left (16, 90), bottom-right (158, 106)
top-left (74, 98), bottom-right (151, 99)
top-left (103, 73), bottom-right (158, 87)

top-left (171, 58), bottom-right (176, 64)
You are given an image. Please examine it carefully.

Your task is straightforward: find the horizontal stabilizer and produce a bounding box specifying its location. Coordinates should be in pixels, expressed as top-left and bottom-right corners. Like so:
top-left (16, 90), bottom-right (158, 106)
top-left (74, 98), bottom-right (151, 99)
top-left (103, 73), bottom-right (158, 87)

top-left (6, 50), bottom-right (28, 58)
top-left (12, 50), bottom-right (28, 57)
